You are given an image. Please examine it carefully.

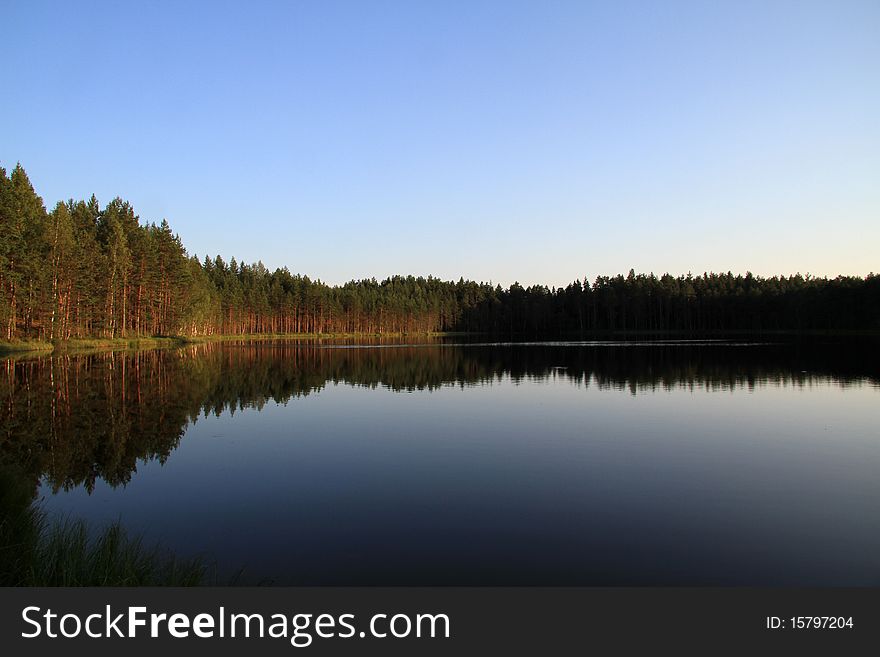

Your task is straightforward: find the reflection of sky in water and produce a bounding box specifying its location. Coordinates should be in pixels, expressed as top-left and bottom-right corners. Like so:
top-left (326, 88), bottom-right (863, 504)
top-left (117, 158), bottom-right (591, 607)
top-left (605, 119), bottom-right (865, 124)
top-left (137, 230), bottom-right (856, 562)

top-left (41, 365), bottom-right (880, 585)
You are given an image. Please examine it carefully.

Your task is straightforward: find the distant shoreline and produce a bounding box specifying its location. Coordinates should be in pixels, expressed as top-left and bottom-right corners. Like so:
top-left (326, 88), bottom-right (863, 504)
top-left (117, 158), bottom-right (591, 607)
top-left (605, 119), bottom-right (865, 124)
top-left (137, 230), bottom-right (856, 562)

top-left (0, 333), bottom-right (458, 356)
top-left (2, 328), bottom-right (878, 357)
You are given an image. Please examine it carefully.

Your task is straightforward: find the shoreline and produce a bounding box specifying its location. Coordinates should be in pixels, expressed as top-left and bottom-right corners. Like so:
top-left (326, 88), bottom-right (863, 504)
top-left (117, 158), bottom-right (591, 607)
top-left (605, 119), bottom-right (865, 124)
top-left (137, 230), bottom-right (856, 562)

top-left (0, 333), bottom-right (458, 356)
top-left (2, 328), bottom-right (878, 357)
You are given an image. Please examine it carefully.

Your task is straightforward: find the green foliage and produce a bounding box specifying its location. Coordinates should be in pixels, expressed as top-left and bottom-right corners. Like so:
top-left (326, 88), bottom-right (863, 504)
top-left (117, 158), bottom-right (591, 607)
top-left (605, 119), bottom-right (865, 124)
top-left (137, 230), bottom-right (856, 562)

top-left (30, 519), bottom-right (207, 586)
top-left (0, 465), bottom-right (40, 584)
top-left (0, 465), bottom-right (207, 586)
top-left (1, 164), bottom-right (878, 341)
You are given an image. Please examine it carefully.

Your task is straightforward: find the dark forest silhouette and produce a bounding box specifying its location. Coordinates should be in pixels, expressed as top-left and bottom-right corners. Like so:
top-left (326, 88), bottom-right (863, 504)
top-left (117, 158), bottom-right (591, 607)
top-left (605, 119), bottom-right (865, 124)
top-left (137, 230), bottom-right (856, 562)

top-left (2, 163), bottom-right (878, 341)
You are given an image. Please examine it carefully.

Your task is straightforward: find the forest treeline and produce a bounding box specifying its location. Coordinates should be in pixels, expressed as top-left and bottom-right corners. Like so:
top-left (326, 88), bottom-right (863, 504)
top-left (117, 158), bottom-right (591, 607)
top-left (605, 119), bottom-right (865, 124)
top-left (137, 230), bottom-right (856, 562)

top-left (2, 163), bottom-right (878, 340)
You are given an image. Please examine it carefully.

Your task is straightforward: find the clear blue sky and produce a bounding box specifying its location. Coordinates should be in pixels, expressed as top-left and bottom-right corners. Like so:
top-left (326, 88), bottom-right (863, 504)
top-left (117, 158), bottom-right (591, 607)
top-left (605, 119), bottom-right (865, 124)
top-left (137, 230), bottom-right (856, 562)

top-left (2, 0), bottom-right (877, 286)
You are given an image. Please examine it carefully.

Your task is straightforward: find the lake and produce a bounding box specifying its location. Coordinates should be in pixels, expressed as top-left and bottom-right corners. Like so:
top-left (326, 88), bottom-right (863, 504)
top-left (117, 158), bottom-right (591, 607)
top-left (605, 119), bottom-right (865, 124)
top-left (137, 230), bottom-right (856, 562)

top-left (2, 338), bottom-right (878, 585)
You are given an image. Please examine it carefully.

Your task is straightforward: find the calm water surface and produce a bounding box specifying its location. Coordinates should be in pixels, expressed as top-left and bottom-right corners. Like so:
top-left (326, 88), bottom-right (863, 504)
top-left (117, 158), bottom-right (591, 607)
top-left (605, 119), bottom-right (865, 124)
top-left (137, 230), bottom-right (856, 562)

top-left (3, 339), bottom-right (878, 584)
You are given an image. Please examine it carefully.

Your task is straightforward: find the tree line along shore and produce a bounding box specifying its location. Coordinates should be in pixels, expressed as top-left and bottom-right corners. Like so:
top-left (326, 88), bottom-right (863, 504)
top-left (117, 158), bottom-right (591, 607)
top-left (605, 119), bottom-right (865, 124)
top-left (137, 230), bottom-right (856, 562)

top-left (2, 163), bottom-right (878, 351)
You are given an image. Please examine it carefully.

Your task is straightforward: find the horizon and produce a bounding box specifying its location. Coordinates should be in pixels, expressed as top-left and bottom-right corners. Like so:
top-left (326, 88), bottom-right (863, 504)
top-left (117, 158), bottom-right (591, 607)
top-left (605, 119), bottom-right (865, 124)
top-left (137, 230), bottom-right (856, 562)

top-left (2, 0), bottom-right (878, 287)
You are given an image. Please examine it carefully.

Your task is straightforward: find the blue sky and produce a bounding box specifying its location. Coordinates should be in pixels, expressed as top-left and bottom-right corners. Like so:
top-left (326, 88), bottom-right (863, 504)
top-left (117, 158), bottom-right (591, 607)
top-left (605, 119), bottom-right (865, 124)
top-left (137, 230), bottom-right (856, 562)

top-left (2, 0), bottom-right (878, 286)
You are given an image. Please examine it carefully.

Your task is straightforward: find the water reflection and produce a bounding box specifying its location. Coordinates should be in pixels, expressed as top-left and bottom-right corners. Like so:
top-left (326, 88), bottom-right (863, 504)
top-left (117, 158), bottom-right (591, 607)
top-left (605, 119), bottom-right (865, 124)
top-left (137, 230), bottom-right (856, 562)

top-left (2, 340), bottom-right (875, 495)
top-left (2, 340), bottom-right (878, 585)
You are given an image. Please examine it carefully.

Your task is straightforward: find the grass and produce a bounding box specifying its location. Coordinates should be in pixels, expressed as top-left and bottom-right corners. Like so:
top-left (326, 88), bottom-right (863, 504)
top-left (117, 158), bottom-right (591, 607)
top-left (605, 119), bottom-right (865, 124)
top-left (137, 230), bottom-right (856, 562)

top-left (0, 331), bottom-right (457, 355)
top-left (4, 328), bottom-right (877, 356)
top-left (0, 339), bottom-right (54, 355)
top-left (30, 518), bottom-right (209, 586)
top-left (53, 336), bottom-right (196, 352)
top-left (0, 336), bottom-right (194, 355)
top-left (0, 470), bottom-right (210, 586)
top-left (0, 514), bottom-right (210, 586)
top-left (0, 468), bottom-right (41, 584)
top-left (191, 331), bottom-right (455, 343)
